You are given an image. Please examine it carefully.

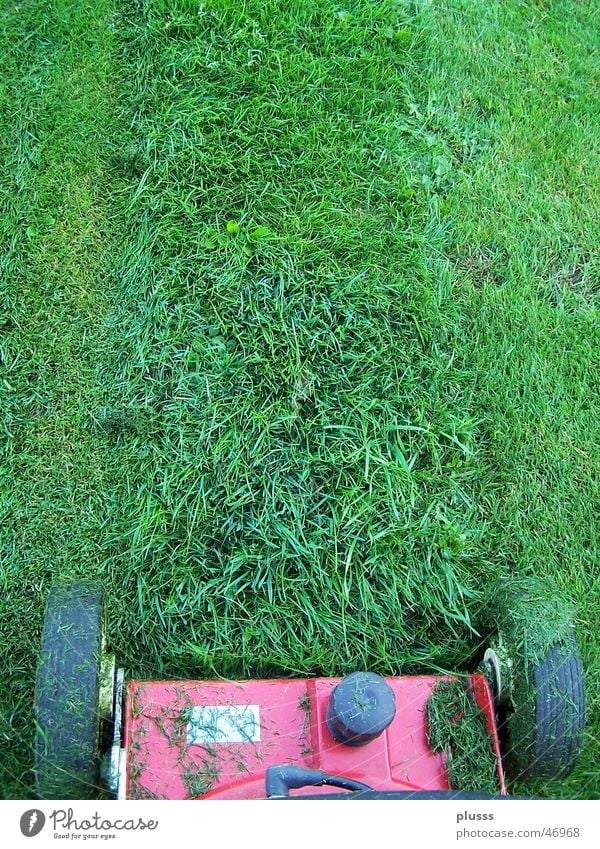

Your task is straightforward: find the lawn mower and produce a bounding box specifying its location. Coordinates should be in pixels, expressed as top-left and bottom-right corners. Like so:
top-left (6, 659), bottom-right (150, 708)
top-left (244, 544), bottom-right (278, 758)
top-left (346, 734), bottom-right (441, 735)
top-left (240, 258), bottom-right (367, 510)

top-left (34, 580), bottom-right (585, 800)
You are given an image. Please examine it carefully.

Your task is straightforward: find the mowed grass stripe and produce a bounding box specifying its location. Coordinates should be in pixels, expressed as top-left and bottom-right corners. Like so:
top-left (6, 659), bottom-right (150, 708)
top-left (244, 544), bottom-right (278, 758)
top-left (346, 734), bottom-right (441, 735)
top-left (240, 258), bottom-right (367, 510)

top-left (428, 0), bottom-right (599, 798)
top-left (0, 0), bottom-right (124, 797)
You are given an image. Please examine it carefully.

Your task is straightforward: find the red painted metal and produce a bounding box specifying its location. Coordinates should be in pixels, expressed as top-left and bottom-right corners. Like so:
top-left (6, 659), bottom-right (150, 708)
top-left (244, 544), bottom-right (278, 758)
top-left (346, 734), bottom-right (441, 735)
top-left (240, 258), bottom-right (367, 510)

top-left (123, 674), bottom-right (506, 799)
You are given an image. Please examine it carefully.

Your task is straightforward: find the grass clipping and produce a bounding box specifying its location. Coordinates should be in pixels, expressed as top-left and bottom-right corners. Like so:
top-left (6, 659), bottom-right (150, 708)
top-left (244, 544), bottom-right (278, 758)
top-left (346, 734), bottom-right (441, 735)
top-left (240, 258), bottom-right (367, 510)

top-left (482, 577), bottom-right (576, 665)
top-left (427, 679), bottom-right (500, 795)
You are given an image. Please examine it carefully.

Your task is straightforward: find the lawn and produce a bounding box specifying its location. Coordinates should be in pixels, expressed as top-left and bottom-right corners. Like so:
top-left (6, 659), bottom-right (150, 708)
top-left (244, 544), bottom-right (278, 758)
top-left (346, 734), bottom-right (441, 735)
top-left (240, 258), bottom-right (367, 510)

top-left (0, 0), bottom-right (598, 799)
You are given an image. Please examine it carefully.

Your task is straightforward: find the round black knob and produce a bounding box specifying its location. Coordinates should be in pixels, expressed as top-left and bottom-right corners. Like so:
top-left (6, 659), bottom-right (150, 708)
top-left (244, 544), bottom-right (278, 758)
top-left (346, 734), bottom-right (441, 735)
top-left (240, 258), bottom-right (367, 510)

top-left (326, 671), bottom-right (396, 746)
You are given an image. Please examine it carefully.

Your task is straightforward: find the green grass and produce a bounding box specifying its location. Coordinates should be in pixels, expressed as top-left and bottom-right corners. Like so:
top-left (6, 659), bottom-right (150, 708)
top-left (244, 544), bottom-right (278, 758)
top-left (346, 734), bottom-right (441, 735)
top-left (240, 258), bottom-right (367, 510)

top-left (427, 678), bottom-right (500, 795)
top-left (1, 0), bottom-right (598, 799)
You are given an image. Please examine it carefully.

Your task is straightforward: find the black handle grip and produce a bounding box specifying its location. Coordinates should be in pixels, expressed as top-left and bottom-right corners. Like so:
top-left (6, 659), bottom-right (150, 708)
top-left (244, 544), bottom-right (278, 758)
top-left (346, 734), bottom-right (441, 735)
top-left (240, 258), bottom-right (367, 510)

top-left (266, 765), bottom-right (372, 798)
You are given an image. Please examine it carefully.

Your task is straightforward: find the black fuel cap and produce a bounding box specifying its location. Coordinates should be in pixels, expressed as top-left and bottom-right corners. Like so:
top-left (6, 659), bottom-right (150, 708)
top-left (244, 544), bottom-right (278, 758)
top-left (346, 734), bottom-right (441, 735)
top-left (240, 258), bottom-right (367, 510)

top-left (326, 671), bottom-right (396, 746)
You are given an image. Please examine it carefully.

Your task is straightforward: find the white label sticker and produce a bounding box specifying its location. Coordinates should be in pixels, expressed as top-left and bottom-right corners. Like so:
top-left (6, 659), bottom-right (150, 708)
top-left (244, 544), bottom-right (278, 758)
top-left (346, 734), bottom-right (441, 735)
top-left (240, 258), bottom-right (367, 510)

top-left (187, 705), bottom-right (261, 745)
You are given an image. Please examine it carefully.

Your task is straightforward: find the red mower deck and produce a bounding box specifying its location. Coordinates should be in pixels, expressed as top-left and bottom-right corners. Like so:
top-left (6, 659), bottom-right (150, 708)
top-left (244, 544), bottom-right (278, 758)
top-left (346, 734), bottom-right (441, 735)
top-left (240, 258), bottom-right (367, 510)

top-left (123, 674), bottom-right (506, 799)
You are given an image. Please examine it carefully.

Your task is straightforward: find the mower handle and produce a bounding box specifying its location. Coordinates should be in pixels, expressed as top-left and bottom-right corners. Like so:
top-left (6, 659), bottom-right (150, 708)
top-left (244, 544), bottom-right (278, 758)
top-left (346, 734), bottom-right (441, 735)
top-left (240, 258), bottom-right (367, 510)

top-left (265, 766), bottom-right (512, 800)
top-left (265, 766), bottom-right (372, 798)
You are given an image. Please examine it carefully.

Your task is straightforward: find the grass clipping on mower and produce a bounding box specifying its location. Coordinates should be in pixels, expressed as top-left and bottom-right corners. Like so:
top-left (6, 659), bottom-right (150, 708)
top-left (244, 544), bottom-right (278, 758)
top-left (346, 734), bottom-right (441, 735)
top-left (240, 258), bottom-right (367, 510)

top-left (426, 679), bottom-right (500, 795)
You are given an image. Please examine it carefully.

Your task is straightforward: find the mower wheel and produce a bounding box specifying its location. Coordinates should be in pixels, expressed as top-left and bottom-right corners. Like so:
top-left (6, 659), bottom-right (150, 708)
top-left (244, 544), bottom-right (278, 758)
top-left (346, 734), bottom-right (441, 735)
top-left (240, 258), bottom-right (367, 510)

top-left (484, 633), bottom-right (585, 782)
top-left (35, 581), bottom-right (111, 799)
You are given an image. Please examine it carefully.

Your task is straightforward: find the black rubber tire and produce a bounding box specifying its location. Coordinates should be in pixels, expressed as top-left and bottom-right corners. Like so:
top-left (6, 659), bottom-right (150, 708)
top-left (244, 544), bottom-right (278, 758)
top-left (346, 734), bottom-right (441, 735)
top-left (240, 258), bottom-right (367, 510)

top-left (35, 581), bottom-right (104, 799)
top-left (501, 634), bottom-right (585, 781)
top-left (530, 636), bottom-right (585, 778)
